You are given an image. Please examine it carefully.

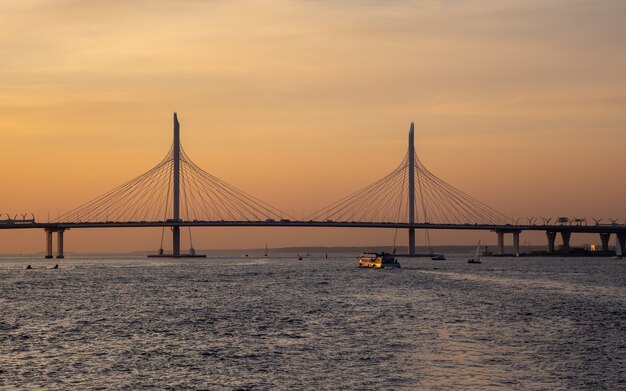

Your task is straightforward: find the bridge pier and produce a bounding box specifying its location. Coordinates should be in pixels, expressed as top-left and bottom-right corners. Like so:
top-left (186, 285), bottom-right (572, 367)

top-left (546, 231), bottom-right (557, 253)
top-left (513, 231), bottom-right (520, 255)
top-left (560, 231), bottom-right (571, 253)
top-left (408, 228), bottom-right (415, 256)
top-left (44, 229), bottom-right (66, 259)
top-left (172, 226), bottom-right (180, 257)
top-left (600, 233), bottom-right (611, 252)
top-left (56, 229), bottom-right (65, 259)
top-left (45, 229), bottom-right (54, 259)
top-left (617, 233), bottom-right (626, 255)
top-left (497, 231), bottom-right (505, 255)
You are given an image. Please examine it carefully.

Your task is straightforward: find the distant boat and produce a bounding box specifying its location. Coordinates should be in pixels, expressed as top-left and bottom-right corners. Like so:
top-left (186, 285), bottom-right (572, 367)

top-left (426, 228), bottom-right (445, 260)
top-left (297, 253), bottom-right (303, 260)
top-left (358, 252), bottom-right (401, 269)
top-left (25, 264), bottom-right (32, 270)
top-left (264, 244), bottom-right (268, 257)
top-left (468, 240), bottom-right (482, 264)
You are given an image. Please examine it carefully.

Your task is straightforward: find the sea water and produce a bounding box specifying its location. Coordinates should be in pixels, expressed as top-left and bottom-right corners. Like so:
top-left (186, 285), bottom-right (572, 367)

top-left (1, 255), bottom-right (624, 390)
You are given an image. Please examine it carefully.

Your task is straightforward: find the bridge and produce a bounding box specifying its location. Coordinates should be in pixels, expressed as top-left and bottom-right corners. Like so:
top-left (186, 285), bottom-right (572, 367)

top-left (2, 113), bottom-right (625, 258)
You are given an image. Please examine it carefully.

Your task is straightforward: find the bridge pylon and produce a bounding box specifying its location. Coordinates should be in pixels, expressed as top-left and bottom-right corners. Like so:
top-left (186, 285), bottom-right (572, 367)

top-left (172, 112), bottom-right (181, 257)
top-left (408, 122), bottom-right (415, 256)
top-left (150, 113), bottom-right (205, 258)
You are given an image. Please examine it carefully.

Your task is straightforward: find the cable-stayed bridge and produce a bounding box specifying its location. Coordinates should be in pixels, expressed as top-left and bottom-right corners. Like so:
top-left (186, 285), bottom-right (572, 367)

top-left (1, 113), bottom-right (625, 258)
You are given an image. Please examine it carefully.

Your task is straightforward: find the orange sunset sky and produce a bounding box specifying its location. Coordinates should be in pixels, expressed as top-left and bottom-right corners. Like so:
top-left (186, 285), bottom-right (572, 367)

top-left (1, 0), bottom-right (625, 253)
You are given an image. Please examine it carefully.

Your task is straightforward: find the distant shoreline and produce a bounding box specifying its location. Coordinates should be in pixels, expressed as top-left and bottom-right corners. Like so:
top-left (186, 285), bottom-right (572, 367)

top-left (0, 244), bottom-right (558, 257)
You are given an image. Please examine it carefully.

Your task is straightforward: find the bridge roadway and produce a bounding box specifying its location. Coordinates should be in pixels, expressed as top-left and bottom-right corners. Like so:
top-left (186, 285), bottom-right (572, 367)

top-left (0, 220), bottom-right (625, 233)
top-left (1, 220), bottom-right (625, 259)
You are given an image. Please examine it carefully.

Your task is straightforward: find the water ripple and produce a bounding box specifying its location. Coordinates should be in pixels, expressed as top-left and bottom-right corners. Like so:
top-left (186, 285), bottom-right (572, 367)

top-left (0, 256), bottom-right (624, 389)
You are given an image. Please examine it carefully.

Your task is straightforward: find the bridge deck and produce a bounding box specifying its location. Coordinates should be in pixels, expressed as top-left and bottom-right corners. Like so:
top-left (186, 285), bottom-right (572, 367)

top-left (1, 220), bottom-right (625, 234)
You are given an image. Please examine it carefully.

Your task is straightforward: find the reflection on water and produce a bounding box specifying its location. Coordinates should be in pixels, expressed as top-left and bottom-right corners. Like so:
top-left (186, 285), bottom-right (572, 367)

top-left (1, 255), bottom-right (624, 389)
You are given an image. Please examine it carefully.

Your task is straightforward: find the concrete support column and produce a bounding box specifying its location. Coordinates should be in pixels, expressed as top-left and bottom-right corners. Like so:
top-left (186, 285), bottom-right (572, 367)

top-left (172, 226), bottom-right (180, 257)
top-left (408, 228), bottom-right (415, 256)
top-left (497, 231), bottom-right (505, 255)
top-left (600, 233), bottom-right (611, 252)
top-left (560, 231), bottom-right (571, 253)
top-left (513, 231), bottom-right (520, 256)
top-left (616, 233), bottom-right (626, 256)
top-left (45, 229), bottom-right (53, 259)
top-left (56, 230), bottom-right (65, 259)
top-left (546, 231), bottom-right (557, 253)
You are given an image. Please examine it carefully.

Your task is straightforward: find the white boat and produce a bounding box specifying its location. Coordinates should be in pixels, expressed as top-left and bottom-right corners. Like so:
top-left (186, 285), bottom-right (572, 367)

top-left (358, 252), bottom-right (401, 268)
top-left (426, 228), bottom-right (445, 260)
top-left (468, 240), bottom-right (482, 264)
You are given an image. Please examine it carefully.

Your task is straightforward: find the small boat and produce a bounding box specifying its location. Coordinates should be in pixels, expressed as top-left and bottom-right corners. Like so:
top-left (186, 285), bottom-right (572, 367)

top-left (468, 240), bottom-right (482, 264)
top-left (425, 228), bottom-right (445, 260)
top-left (264, 244), bottom-right (268, 257)
top-left (25, 264), bottom-right (32, 270)
top-left (358, 252), bottom-right (401, 268)
top-left (51, 264), bottom-right (59, 269)
top-left (297, 253), bottom-right (303, 260)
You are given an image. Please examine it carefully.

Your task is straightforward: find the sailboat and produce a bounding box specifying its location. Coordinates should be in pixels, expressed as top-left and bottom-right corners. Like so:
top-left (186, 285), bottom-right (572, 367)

top-left (264, 244), bottom-right (268, 257)
top-left (612, 236), bottom-right (622, 260)
top-left (468, 240), bottom-right (482, 264)
top-left (426, 228), bottom-right (446, 260)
